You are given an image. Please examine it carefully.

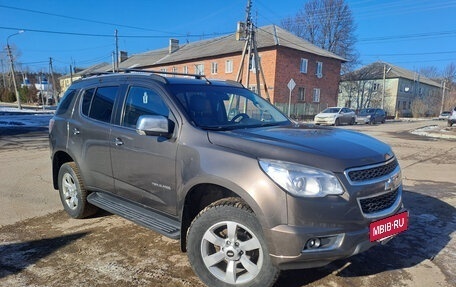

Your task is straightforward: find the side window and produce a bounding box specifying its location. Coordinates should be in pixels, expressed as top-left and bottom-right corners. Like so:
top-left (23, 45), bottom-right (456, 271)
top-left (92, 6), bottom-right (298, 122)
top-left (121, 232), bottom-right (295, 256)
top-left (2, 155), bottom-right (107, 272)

top-left (122, 86), bottom-right (169, 128)
top-left (81, 88), bottom-right (95, 116)
top-left (81, 86), bottom-right (118, 123)
top-left (56, 88), bottom-right (78, 115)
top-left (89, 86), bottom-right (118, 122)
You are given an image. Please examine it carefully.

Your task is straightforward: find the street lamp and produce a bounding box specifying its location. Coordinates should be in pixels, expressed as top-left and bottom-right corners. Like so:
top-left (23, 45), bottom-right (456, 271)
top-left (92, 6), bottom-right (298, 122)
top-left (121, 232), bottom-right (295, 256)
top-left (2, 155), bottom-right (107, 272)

top-left (6, 30), bottom-right (24, 109)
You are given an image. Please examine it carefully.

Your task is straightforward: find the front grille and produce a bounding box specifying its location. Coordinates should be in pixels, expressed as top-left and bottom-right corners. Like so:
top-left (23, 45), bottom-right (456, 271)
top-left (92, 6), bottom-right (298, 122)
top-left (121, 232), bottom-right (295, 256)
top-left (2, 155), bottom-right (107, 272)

top-left (348, 159), bottom-right (398, 182)
top-left (359, 188), bottom-right (399, 214)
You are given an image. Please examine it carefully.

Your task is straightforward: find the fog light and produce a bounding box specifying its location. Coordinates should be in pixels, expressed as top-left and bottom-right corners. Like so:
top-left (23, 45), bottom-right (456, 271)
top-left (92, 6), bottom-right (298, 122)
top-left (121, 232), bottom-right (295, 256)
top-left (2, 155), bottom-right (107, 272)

top-left (306, 238), bottom-right (321, 249)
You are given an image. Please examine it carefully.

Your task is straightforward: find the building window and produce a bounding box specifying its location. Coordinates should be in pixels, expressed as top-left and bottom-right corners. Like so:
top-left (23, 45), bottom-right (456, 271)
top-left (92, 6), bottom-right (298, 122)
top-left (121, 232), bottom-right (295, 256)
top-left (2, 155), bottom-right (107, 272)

top-left (195, 64), bottom-right (204, 75)
top-left (298, 87), bottom-right (305, 101)
top-left (312, 88), bottom-right (320, 103)
top-left (172, 67), bottom-right (177, 73)
top-left (183, 66), bottom-right (188, 74)
top-left (211, 62), bottom-right (218, 74)
top-left (249, 85), bottom-right (258, 94)
top-left (226, 60), bottom-right (233, 73)
top-left (372, 83), bottom-right (380, 91)
top-left (316, 61), bottom-right (323, 78)
top-left (300, 58), bottom-right (308, 74)
top-left (402, 101), bottom-right (407, 110)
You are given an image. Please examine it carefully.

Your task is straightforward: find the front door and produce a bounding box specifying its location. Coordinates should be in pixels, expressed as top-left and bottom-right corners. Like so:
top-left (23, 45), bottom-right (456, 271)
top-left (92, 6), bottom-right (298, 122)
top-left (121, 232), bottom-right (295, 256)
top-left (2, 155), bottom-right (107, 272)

top-left (110, 85), bottom-right (178, 215)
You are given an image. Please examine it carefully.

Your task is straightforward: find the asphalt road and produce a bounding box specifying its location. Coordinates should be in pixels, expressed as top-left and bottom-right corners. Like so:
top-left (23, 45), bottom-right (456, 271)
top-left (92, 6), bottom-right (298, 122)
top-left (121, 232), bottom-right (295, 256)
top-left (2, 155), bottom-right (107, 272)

top-left (0, 118), bottom-right (454, 287)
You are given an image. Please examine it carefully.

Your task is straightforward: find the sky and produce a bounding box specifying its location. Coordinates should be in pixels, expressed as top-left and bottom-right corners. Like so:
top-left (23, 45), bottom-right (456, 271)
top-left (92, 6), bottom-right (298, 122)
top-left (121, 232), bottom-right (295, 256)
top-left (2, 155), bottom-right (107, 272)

top-left (0, 0), bottom-right (455, 75)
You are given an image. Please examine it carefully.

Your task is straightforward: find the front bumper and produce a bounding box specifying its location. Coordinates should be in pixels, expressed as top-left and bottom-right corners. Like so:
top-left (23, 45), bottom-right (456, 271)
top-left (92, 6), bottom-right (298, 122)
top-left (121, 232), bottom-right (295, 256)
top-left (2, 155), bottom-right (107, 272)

top-left (314, 117), bottom-right (335, 125)
top-left (266, 206), bottom-right (407, 270)
top-left (356, 117), bottom-right (370, 124)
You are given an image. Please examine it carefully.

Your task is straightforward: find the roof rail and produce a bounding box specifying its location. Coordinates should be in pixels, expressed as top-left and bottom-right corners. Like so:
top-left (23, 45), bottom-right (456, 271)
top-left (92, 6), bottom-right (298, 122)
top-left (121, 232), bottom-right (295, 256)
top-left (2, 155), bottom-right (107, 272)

top-left (80, 71), bottom-right (115, 78)
top-left (121, 68), bottom-right (209, 81)
top-left (80, 68), bottom-right (213, 84)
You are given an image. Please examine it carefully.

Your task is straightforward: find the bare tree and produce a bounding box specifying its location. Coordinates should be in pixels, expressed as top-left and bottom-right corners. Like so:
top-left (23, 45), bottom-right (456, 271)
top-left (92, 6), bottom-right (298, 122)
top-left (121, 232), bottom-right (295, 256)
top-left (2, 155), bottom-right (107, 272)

top-left (442, 63), bottom-right (456, 83)
top-left (418, 66), bottom-right (440, 80)
top-left (339, 64), bottom-right (383, 111)
top-left (442, 63), bottom-right (456, 110)
top-left (281, 0), bottom-right (358, 72)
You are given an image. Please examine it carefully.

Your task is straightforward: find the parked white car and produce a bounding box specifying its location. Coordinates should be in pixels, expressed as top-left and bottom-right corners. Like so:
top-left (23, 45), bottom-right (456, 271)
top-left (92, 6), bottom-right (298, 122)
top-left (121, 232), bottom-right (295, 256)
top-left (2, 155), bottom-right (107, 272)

top-left (314, 107), bottom-right (356, 126)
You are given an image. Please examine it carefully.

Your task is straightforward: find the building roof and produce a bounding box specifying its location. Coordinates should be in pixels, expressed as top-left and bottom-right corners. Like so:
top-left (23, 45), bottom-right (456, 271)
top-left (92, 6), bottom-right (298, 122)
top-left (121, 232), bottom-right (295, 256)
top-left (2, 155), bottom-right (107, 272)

top-left (118, 25), bottom-right (346, 69)
top-left (62, 25), bottom-right (345, 78)
top-left (59, 62), bottom-right (111, 80)
top-left (342, 61), bottom-right (441, 88)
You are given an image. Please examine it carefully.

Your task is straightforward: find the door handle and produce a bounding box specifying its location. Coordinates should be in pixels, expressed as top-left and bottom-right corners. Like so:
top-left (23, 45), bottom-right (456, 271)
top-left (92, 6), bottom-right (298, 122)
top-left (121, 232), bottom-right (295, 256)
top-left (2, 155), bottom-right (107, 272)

top-left (73, 128), bottom-right (80, 135)
top-left (114, 138), bottom-right (124, 146)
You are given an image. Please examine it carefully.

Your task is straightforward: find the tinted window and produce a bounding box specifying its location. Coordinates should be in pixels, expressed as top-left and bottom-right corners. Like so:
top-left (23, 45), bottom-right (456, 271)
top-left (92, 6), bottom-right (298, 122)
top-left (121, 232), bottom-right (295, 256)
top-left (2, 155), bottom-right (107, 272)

top-left (55, 89), bottom-right (78, 115)
top-left (122, 86), bottom-right (169, 128)
top-left (87, 87), bottom-right (118, 123)
top-left (81, 88), bottom-right (95, 116)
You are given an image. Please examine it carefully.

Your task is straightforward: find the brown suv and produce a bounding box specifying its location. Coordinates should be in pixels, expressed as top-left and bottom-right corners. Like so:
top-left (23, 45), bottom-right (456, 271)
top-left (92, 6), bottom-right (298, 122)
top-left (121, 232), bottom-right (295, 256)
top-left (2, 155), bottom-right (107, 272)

top-left (49, 70), bottom-right (407, 287)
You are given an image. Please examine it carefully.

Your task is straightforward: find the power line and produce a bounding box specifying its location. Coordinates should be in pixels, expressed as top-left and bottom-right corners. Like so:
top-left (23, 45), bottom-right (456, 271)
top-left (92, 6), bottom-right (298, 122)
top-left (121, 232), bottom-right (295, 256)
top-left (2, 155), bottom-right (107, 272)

top-left (0, 26), bottom-right (231, 39)
top-left (0, 4), bottom-right (185, 36)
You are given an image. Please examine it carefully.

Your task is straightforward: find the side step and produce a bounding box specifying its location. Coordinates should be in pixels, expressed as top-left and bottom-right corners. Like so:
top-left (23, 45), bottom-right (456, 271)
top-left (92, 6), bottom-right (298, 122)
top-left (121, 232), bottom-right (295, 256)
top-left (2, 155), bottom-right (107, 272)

top-left (87, 192), bottom-right (180, 239)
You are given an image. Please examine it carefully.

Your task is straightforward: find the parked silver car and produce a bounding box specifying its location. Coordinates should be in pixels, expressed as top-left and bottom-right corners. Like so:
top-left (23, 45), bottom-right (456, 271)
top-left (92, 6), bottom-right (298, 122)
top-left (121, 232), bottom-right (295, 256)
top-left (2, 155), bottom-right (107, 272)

top-left (314, 107), bottom-right (356, 126)
top-left (439, 111), bottom-right (451, 120)
top-left (356, 108), bottom-right (387, 125)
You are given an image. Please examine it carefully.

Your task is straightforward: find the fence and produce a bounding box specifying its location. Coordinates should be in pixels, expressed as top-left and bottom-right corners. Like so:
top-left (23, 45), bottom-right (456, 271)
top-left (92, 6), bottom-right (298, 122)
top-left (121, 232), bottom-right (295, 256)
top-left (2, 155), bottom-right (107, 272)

top-left (275, 102), bottom-right (328, 120)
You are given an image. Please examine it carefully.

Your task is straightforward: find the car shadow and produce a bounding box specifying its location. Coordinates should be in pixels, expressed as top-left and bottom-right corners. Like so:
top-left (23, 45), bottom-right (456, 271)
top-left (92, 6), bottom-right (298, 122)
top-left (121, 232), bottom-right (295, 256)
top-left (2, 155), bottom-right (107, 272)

top-left (275, 188), bottom-right (455, 286)
top-left (0, 232), bottom-right (89, 279)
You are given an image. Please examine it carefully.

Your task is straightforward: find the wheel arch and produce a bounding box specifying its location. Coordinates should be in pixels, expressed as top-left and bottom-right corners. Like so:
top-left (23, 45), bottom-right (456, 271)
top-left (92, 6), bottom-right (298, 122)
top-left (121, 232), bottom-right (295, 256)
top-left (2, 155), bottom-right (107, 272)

top-left (52, 151), bottom-right (74, 189)
top-left (180, 182), bottom-right (262, 252)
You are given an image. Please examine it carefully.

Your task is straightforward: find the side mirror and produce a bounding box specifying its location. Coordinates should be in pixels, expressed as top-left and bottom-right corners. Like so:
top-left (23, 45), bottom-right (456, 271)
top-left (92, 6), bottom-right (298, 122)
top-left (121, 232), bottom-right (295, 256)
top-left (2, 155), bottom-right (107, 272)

top-left (136, 115), bottom-right (173, 138)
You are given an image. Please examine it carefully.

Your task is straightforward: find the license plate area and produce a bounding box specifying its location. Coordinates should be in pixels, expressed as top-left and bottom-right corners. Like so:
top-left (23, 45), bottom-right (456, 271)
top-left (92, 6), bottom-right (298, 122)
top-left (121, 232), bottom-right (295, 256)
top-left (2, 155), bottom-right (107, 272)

top-left (369, 211), bottom-right (408, 242)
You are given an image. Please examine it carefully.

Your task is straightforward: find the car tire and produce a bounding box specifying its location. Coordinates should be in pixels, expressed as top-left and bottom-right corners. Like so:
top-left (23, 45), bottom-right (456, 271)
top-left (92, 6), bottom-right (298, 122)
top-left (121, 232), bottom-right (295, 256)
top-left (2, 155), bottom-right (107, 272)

top-left (187, 198), bottom-right (280, 287)
top-left (350, 118), bottom-right (355, 125)
top-left (334, 118), bottom-right (340, 126)
top-left (58, 162), bottom-right (98, 219)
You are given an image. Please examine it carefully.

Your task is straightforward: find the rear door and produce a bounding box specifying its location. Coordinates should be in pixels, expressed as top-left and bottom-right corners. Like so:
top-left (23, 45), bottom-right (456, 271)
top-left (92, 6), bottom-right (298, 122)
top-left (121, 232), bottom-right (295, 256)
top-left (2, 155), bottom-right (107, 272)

top-left (341, 108), bottom-right (351, 124)
top-left (110, 83), bottom-right (179, 215)
top-left (68, 85), bottom-right (120, 192)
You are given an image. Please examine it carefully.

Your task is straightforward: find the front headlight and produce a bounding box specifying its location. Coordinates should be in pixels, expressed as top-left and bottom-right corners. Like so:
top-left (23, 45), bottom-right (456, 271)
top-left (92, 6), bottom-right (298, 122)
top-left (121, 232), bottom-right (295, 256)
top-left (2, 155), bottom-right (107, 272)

top-left (259, 159), bottom-right (344, 197)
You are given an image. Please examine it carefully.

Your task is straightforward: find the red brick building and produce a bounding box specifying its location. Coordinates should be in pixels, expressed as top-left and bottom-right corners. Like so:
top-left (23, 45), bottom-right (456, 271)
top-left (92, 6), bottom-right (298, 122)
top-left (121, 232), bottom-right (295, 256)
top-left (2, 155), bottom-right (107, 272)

top-left (118, 25), bottom-right (346, 116)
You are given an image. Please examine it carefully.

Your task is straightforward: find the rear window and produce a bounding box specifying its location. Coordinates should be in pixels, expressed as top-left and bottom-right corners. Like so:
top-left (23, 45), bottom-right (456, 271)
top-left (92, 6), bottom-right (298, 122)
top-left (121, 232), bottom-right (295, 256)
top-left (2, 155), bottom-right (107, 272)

top-left (55, 89), bottom-right (78, 115)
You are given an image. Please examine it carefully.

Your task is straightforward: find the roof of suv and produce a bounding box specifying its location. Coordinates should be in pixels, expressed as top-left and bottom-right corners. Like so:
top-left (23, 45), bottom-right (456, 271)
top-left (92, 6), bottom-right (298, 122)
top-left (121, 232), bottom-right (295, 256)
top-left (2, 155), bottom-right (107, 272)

top-left (77, 69), bottom-right (244, 88)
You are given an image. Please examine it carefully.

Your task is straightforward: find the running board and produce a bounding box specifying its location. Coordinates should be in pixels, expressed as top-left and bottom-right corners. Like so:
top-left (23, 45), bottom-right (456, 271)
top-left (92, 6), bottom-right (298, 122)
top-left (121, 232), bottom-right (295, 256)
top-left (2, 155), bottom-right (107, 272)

top-left (87, 192), bottom-right (180, 239)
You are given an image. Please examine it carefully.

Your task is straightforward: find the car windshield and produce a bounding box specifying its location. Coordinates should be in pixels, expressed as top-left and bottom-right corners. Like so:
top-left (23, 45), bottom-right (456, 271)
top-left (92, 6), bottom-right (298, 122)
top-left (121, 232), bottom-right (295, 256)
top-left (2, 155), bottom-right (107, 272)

top-left (321, 108), bottom-right (341, 113)
top-left (169, 84), bottom-right (290, 130)
top-left (359, 109), bottom-right (376, 115)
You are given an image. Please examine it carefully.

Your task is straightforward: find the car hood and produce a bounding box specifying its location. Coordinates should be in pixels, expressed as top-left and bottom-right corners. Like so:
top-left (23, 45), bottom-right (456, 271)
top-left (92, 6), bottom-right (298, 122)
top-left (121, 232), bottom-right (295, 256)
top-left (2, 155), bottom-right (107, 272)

top-left (315, 113), bottom-right (337, 118)
top-left (207, 124), bottom-right (393, 173)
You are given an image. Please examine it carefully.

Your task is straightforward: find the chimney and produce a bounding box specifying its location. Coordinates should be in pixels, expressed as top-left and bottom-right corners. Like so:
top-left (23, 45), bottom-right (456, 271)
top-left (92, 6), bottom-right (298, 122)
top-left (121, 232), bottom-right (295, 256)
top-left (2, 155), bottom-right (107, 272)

top-left (119, 51), bottom-right (128, 62)
top-left (169, 39), bottom-right (179, 54)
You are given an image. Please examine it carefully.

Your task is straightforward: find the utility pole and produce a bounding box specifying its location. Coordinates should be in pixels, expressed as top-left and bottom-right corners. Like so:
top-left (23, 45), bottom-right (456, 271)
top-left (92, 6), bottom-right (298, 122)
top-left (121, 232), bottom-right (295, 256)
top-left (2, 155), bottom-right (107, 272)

top-left (0, 59), bottom-right (5, 88)
top-left (381, 64), bottom-right (391, 110)
top-left (6, 30), bottom-right (24, 109)
top-left (440, 80), bottom-right (446, 114)
top-left (49, 57), bottom-right (58, 103)
top-left (235, 0), bottom-right (270, 101)
top-left (115, 29), bottom-right (119, 72)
